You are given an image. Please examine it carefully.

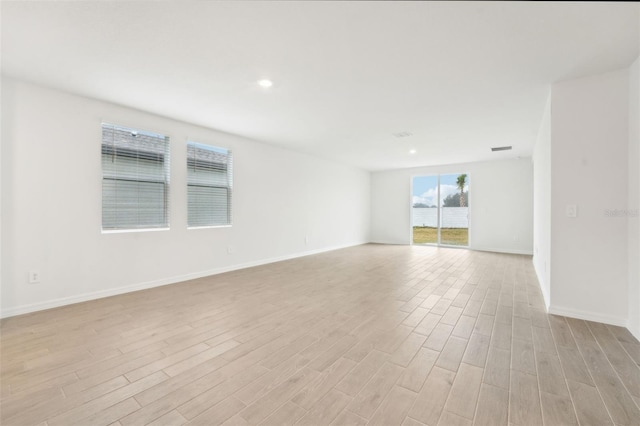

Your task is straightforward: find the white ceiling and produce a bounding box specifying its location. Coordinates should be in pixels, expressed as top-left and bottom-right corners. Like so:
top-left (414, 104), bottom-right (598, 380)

top-left (2, 1), bottom-right (638, 171)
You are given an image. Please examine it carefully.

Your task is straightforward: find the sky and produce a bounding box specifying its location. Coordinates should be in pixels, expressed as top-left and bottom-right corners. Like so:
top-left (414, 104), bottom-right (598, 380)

top-left (412, 173), bottom-right (469, 207)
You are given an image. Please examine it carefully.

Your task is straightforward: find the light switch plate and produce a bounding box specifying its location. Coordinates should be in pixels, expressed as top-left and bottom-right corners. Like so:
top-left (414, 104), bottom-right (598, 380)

top-left (29, 270), bottom-right (40, 284)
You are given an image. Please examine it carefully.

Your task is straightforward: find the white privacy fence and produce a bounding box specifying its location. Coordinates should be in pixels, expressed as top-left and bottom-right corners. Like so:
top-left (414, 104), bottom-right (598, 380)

top-left (412, 207), bottom-right (469, 228)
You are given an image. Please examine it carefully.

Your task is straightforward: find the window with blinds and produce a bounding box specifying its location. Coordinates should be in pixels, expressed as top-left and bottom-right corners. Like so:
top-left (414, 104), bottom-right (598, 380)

top-left (101, 123), bottom-right (170, 231)
top-left (187, 142), bottom-right (233, 227)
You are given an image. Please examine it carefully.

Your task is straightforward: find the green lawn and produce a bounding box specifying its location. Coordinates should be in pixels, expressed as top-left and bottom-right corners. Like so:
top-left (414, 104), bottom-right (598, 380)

top-left (413, 227), bottom-right (468, 246)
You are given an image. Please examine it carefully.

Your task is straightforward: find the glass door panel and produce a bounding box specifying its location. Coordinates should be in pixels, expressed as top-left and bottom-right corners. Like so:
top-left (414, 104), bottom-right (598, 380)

top-left (440, 173), bottom-right (469, 246)
top-left (412, 175), bottom-right (438, 244)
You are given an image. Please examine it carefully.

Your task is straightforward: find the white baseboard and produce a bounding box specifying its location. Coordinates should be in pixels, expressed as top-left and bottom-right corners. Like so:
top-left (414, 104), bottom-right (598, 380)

top-left (370, 239), bottom-right (410, 245)
top-left (532, 258), bottom-right (550, 311)
top-left (470, 246), bottom-right (534, 256)
top-left (548, 305), bottom-right (628, 328)
top-left (372, 241), bottom-right (534, 256)
top-left (0, 241), bottom-right (367, 319)
top-left (531, 258), bottom-right (634, 334)
top-left (629, 323), bottom-right (640, 342)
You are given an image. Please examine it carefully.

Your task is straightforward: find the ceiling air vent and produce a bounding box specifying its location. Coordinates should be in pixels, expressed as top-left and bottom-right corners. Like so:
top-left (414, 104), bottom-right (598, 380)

top-left (491, 146), bottom-right (512, 152)
top-left (393, 132), bottom-right (413, 138)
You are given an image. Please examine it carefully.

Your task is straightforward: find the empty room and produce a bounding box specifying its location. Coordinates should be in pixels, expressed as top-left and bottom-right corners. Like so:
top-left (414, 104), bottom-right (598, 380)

top-left (1, 2), bottom-right (639, 425)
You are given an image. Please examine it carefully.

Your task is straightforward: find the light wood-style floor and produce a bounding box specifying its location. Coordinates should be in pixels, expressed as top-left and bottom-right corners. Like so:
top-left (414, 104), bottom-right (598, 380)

top-left (2, 244), bottom-right (640, 426)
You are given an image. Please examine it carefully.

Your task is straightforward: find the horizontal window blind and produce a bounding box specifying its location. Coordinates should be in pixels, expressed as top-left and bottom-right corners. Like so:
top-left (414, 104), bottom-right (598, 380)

top-left (187, 142), bottom-right (232, 227)
top-left (102, 123), bottom-right (170, 230)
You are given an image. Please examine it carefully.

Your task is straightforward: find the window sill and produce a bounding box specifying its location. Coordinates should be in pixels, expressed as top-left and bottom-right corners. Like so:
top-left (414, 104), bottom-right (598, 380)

top-left (102, 227), bottom-right (170, 234)
top-left (187, 225), bottom-right (232, 230)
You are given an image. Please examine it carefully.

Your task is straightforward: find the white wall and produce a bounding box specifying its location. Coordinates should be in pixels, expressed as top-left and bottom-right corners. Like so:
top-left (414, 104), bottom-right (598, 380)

top-left (629, 57), bottom-right (640, 340)
top-left (0, 78), bottom-right (371, 317)
top-left (371, 158), bottom-right (534, 254)
top-left (533, 94), bottom-right (551, 309)
top-left (549, 68), bottom-right (629, 326)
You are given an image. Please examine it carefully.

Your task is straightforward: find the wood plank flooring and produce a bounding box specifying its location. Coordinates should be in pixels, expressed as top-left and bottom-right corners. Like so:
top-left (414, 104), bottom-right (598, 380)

top-left (2, 244), bottom-right (640, 426)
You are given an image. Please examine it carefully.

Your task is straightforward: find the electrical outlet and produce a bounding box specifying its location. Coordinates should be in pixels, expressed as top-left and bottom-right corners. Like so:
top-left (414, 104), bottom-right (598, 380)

top-left (29, 270), bottom-right (40, 284)
top-left (305, 236), bottom-right (309, 245)
top-left (227, 245), bottom-right (234, 254)
top-left (566, 204), bottom-right (577, 218)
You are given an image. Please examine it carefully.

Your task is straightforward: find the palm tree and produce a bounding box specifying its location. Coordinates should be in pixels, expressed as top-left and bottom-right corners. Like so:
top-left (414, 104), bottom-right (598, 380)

top-left (456, 174), bottom-right (467, 207)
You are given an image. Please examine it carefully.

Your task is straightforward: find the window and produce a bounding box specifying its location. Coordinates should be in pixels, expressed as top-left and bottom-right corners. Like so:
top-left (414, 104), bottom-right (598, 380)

top-left (187, 142), bottom-right (233, 227)
top-left (101, 123), bottom-right (170, 231)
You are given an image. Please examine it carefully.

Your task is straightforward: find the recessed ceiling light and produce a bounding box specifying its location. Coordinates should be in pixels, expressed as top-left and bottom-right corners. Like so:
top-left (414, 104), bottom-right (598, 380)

top-left (409, 149), bottom-right (417, 154)
top-left (257, 79), bottom-right (273, 88)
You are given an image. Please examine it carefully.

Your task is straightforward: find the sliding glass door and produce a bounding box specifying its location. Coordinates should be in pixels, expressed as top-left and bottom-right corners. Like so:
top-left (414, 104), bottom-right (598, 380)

top-left (412, 173), bottom-right (469, 247)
